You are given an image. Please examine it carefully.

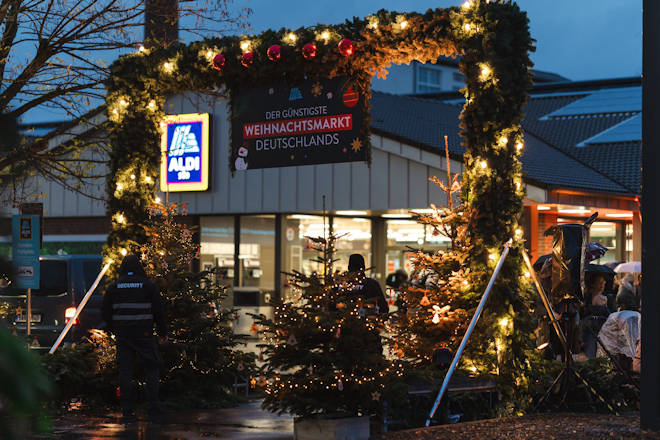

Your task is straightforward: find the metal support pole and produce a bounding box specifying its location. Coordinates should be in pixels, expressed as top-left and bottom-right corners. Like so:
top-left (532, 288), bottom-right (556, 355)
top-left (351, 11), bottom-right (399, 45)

top-left (642, 0), bottom-right (660, 430)
top-left (27, 288), bottom-right (31, 336)
top-left (49, 262), bottom-right (111, 354)
top-left (426, 239), bottom-right (512, 426)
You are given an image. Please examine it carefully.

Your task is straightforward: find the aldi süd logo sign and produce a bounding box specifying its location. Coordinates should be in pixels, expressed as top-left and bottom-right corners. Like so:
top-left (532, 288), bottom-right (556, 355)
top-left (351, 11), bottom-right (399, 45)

top-left (160, 113), bottom-right (210, 192)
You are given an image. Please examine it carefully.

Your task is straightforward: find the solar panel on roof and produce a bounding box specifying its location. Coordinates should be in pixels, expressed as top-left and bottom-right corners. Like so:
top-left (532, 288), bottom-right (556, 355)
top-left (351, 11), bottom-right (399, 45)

top-left (541, 86), bottom-right (640, 118)
top-left (577, 113), bottom-right (641, 146)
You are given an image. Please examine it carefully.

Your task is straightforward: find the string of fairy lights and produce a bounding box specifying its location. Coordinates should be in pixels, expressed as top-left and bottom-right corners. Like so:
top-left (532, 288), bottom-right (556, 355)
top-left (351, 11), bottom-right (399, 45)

top-left (103, 0), bottom-right (536, 411)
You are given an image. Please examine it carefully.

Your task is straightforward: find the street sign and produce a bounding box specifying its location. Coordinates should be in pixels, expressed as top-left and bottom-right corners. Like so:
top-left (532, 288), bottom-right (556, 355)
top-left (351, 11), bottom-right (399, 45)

top-left (12, 215), bottom-right (40, 289)
top-left (20, 202), bottom-right (43, 249)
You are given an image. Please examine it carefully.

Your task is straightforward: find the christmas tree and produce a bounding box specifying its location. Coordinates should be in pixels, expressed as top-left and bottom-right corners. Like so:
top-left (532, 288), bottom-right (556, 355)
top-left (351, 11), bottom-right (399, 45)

top-left (140, 202), bottom-right (254, 407)
top-left (252, 232), bottom-right (403, 420)
top-left (392, 171), bottom-right (474, 367)
top-left (391, 138), bottom-right (536, 409)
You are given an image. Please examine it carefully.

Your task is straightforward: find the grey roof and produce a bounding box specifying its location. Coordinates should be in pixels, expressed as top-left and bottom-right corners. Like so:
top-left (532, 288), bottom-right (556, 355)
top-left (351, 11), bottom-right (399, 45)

top-left (370, 91), bottom-right (630, 195)
top-left (433, 56), bottom-right (569, 83)
top-left (522, 80), bottom-right (641, 194)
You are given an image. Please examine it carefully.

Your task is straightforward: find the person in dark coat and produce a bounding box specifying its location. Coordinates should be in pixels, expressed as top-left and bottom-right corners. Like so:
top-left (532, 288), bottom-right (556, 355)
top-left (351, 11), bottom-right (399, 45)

top-left (102, 254), bottom-right (168, 422)
top-left (346, 254), bottom-right (389, 314)
top-left (580, 273), bottom-right (611, 358)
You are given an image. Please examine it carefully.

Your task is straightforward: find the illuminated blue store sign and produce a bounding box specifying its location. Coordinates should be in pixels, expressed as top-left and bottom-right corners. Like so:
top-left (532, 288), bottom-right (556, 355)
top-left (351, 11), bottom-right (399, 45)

top-left (160, 113), bottom-right (210, 192)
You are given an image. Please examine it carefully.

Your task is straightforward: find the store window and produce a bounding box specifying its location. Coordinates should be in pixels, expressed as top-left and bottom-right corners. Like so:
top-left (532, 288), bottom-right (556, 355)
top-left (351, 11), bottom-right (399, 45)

top-left (386, 220), bottom-right (450, 276)
top-left (239, 216), bottom-right (275, 291)
top-left (281, 215), bottom-right (328, 300)
top-left (200, 216), bottom-right (235, 286)
top-left (283, 215), bottom-right (327, 275)
top-left (332, 217), bottom-right (372, 272)
top-left (625, 223), bottom-right (633, 262)
top-left (589, 221), bottom-right (616, 263)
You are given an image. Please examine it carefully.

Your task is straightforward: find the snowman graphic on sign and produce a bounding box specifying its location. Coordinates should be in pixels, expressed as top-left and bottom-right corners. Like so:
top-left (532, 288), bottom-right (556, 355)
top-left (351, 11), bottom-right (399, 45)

top-left (235, 145), bottom-right (249, 170)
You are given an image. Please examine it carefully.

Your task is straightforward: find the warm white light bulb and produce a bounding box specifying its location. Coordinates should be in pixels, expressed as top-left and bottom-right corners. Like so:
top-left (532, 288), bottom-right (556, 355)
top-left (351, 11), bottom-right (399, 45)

top-left (120, 248), bottom-right (128, 256)
top-left (499, 136), bottom-right (508, 145)
top-left (499, 317), bottom-right (509, 328)
top-left (400, 20), bottom-right (408, 29)
top-left (138, 45), bottom-right (146, 53)
top-left (464, 23), bottom-right (472, 32)
top-left (144, 176), bottom-right (152, 183)
top-left (462, 1), bottom-right (472, 9)
top-left (287, 33), bottom-right (297, 43)
top-left (155, 196), bottom-right (161, 203)
top-left (130, 174), bottom-right (135, 180)
top-left (321, 30), bottom-right (330, 41)
top-left (240, 40), bottom-right (250, 51)
top-left (432, 313), bottom-right (440, 324)
top-left (489, 253), bottom-right (497, 260)
top-left (480, 160), bottom-right (487, 169)
top-left (116, 183), bottom-right (123, 191)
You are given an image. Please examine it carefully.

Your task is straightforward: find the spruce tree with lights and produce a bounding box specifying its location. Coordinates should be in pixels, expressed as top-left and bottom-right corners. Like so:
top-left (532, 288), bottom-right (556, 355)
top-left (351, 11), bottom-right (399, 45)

top-left (393, 131), bottom-right (538, 413)
top-left (392, 144), bottom-right (476, 368)
top-left (251, 232), bottom-right (404, 421)
top-left (140, 202), bottom-right (255, 407)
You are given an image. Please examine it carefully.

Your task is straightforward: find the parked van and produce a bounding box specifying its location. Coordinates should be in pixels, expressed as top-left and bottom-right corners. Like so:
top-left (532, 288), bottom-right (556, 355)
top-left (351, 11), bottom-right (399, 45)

top-left (0, 255), bottom-right (106, 349)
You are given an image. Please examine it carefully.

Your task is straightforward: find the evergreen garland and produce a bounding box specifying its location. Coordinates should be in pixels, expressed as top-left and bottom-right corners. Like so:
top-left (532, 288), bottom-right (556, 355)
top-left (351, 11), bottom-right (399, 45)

top-left (103, 0), bottom-right (535, 410)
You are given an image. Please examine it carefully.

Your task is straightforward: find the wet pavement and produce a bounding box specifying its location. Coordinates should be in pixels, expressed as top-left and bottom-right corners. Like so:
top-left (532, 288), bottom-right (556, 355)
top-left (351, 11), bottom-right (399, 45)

top-left (46, 400), bottom-right (294, 439)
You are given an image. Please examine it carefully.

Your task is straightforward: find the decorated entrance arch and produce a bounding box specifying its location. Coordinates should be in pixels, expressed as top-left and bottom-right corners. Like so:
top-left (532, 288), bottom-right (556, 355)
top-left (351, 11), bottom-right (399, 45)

top-left (105, 0), bottom-right (534, 393)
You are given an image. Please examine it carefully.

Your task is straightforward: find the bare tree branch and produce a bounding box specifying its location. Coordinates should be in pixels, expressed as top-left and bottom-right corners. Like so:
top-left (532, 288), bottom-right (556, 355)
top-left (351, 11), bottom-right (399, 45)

top-left (0, 0), bottom-right (249, 204)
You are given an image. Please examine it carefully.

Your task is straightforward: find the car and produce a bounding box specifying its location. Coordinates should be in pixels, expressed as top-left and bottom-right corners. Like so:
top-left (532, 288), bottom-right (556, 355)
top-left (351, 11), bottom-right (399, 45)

top-left (0, 255), bottom-right (107, 350)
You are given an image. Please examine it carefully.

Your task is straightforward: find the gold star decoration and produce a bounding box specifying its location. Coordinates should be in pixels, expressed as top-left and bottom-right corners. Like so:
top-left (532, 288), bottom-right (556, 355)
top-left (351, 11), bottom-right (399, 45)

top-left (351, 138), bottom-right (362, 153)
top-left (371, 391), bottom-right (381, 401)
top-left (311, 82), bottom-right (323, 97)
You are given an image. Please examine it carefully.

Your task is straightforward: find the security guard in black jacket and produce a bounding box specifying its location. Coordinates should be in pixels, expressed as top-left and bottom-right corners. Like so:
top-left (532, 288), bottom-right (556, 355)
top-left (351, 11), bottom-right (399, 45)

top-left (102, 254), bottom-right (168, 422)
top-left (347, 253), bottom-right (389, 314)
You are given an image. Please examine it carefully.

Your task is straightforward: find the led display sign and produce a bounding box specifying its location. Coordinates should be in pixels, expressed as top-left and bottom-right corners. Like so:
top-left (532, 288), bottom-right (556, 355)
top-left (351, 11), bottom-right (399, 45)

top-left (160, 113), bottom-right (210, 192)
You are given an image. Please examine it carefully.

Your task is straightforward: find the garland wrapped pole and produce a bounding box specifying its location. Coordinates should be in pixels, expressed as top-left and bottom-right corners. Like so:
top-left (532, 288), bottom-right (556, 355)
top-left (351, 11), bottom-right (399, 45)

top-left (104, 0), bottom-right (534, 408)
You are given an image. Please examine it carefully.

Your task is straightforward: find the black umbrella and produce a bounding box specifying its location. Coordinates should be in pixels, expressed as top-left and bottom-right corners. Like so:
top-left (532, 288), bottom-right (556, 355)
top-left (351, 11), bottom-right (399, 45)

top-left (585, 263), bottom-right (616, 296)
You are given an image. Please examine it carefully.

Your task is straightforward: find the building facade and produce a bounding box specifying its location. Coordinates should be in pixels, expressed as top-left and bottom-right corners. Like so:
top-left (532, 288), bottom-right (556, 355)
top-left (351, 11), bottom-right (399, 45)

top-left (2, 77), bottom-right (641, 307)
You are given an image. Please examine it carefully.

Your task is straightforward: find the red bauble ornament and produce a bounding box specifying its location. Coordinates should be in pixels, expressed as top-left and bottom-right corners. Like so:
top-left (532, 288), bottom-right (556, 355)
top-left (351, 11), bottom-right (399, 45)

top-left (302, 43), bottom-right (317, 60)
top-left (241, 51), bottom-right (254, 68)
top-left (267, 44), bottom-right (281, 61)
top-left (338, 38), bottom-right (354, 57)
top-left (212, 53), bottom-right (225, 71)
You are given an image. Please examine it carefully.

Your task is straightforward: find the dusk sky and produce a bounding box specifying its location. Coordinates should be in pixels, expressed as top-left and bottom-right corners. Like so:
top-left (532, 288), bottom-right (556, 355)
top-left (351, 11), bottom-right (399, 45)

top-left (238, 0), bottom-right (642, 81)
top-left (22, 0), bottom-right (642, 122)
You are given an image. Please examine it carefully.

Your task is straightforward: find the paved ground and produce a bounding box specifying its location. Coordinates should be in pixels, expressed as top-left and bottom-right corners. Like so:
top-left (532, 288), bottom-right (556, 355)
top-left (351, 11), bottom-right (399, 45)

top-left (43, 403), bottom-right (659, 440)
top-left (47, 400), bottom-right (293, 439)
top-left (380, 412), bottom-right (651, 440)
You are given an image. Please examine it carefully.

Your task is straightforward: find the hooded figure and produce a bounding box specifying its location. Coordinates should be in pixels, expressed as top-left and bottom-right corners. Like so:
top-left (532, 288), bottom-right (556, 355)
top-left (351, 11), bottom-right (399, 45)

top-left (616, 273), bottom-right (640, 311)
top-left (346, 254), bottom-right (389, 314)
top-left (102, 254), bottom-right (167, 423)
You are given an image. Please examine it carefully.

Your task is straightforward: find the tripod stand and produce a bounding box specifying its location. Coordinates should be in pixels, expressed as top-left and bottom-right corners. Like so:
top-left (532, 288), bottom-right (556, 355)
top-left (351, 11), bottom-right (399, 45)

top-left (521, 251), bottom-right (618, 414)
